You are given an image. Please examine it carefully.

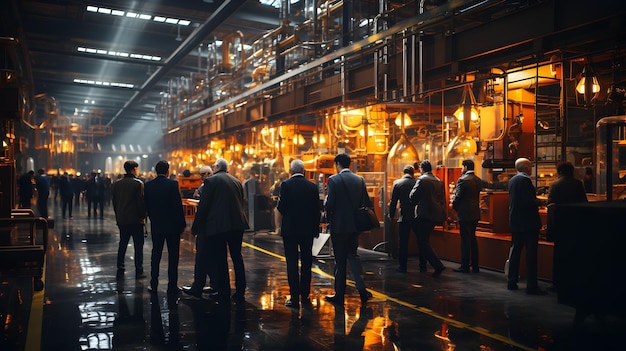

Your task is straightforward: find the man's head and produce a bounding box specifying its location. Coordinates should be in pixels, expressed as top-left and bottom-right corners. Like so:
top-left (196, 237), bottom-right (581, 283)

top-left (515, 158), bottom-right (532, 174)
top-left (403, 165), bottom-right (415, 176)
top-left (290, 159), bottom-right (305, 175)
top-left (334, 153), bottom-right (351, 171)
top-left (37, 169), bottom-right (45, 176)
top-left (123, 160), bottom-right (139, 175)
top-left (155, 160), bottom-right (169, 176)
top-left (462, 159), bottom-right (475, 173)
top-left (419, 160), bottom-right (432, 173)
top-left (199, 165), bottom-right (213, 179)
top-left (213, 158), bottom-right (229, 172)
top-left (556, 161), bottom-right (575, 177)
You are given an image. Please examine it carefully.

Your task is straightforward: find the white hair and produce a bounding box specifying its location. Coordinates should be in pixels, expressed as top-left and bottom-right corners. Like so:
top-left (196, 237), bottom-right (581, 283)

top-left (214, 158), bottom-right (229, 172)
top-left (290, 159), bottom-right (305, 174)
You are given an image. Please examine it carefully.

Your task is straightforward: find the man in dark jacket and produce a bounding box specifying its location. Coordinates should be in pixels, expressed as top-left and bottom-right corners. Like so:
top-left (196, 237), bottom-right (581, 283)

top-left (388, 165), bottom-right (419, 273)
top-left (547, 161), bottom-right (587, 291)
top-left (277, 159), bottom-right (320, 309)
top-left (409, 160), bottom-right (447, 277)
top-left (58, 172), bottom-right (74, 219)
top-left (86, 171), bottom-right (105, 218)
top-left (112, 160), bottom-right (146, 280)
top-left (507, 157), bottom-right (546, 295)
top-left (185, 158), bottom-right (249, 303)
top-left (34, 168), bottom-right (50, 219)
top-left (452, 159), bottom-right (483, 273)
top-left (144, 160), bottom-right (186, 297)
top-left (18, 170), bottom-right (34, 209)
top-left (324, 153), bottom-right (373, 307)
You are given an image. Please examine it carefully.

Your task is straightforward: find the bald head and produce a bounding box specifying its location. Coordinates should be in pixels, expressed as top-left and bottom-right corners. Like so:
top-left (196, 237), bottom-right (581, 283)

top-left (515, 158), bottom-right (532, 174)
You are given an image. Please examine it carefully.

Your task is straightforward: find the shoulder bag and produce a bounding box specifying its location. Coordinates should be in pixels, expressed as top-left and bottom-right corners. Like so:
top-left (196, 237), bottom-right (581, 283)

top-left (339, 174), bottom-right (378, 232)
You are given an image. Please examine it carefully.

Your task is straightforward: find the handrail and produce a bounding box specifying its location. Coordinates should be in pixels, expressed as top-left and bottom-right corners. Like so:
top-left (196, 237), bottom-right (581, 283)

top-left (0, 217), bottom-right (49, 254)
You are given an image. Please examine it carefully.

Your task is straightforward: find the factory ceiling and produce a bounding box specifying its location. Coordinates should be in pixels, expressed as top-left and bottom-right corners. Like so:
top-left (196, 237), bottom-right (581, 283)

top-left (2, 0), bottom-right (626, 153)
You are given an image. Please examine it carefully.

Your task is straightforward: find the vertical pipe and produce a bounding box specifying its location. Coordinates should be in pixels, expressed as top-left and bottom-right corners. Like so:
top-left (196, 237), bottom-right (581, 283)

top-left (342, 0), bottom-right (353, 47)
top-left (403, 33), bottom-right (408, 102)
top-left (418, 0), bottom-right (426, 96)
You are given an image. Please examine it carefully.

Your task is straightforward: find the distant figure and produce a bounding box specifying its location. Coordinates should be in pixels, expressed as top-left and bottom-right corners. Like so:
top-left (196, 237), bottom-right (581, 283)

top-left (388, 165), bottom-right (419, 273)
top-left (409, 160), bottom-right (447, 277)
top-left (185, 158), bottom-right (249, 303)
top-left (86, 172), bottom-right (105, 218)
top-left (112, 161), bottom-right (147, 280)
top-left (270, 171), bottom-right (289, 234)
top-left (18, 170), bottom-right (35, 208)
top-left (144, 160), bottom-right (186, 299)
top-left (324, 153), bottom-right (372, 307)
top-left (277, 159), bottom-right (320, 309)
top-left (70, 174), bottom-right (84, 207)
top-left (507, 158), bottom-right (546, 295)
top-left (59, 172), bottom-right (74, 218)
top-left (547, 161), bottom-right (588, 291)
top-left (452, 159), bottom-right (483, 273)
top-left (35, 169), bottom-right (50, 219)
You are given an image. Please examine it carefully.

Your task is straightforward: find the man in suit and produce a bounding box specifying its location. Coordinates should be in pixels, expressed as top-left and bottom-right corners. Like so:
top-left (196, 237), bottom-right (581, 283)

top-left (112, 160), bottom-right (147, 280)
top-left (144, 160), bottom-right (187, 298)
top-left (452, 159), bottom-right (483, 273)
top-left (547, 161), bottom-right (587, 291)
top-left (277, 159), bottom-right (320, 309)
top-left (185, 158), bottom-right (249, 303)
top-left (507, 157), bottom-right (547, 295)
top-left (324, 153), bottom-right (373, 307)
top-left (34, 168), bottom-right (50, 219)
top-left (86, 171), bottom-right (105, 218)
top-left (388, 165), bottom-right (420, 273)
top-left (409, 160), bottom-right (447, 277)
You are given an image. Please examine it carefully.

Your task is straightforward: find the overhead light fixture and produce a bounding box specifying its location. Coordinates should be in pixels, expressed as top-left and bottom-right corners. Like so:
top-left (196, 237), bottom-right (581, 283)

top-left (454, 83), bottom-right (479, 132)
top-left (394, 112), bottom-right (412, 127)
top-left (576, 62), bottom-right (600, 105)
top-left (176, 25), bottom-right (183, 42)
top-left (86, 5), bottom-right (191, 26)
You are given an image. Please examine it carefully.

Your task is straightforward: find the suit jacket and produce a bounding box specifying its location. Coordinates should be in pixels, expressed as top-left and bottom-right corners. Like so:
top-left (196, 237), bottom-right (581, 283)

top-left (191, 170), bottom-right (249, 236)
top-left (409, 172), bottom-right (446, 223)
top-left (389, 174), bottom-right (416, 222)
top-left (144, 175), bottom-right (186, 234)
top-left (277, 174), bottom-right (320, 238)
top-left (85, 176), bottom-right (105, 200)
top-left (324, 169), bottom-right (373, 234)
top-left (452, 171), bottom-right (482, 221)
top-left (508, 172), bottom-right (541, 232)
top-left (547, 175), bottom-right (587, 205)
top-left (112, 174), bottom-right (146, 226)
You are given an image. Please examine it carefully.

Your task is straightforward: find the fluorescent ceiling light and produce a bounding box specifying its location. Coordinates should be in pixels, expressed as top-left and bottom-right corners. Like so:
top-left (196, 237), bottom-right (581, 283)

top-left (86, 5), bottom-right (192, 26)
top-left (77, 46), bottom-right (162, 62)
top-left (74, 79), bottom-right (134, 89)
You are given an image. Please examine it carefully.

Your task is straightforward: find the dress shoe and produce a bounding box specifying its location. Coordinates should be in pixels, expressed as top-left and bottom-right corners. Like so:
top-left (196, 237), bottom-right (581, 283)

top-left (453, 267), bottom-right (470, 273)
top-left (396, 267), bottom-right (407, 273)
top-left (472, 267), bottom-right (480, 273)
top-left (301, 298), bottom-right (313, 308)
top-left (202, 286), bottom-right (215, 294)
top-left (359, 289), bottom-right (373, 305)
top-left (135, 272), bottom-right (147, 279)
top-left (432, 266), bottom-right (446, 277)
top-left (180, 287), bottom-right (202, 299)
top-left (115, 269), bottom-right (125, 280)
top-left (526, 287), bottom-right (548, 295)
top-left (324, 295), bottom-right (344, 306)
top-left (507, 283), bottom-right (519, 291)
top-left (285, 298), bottom-right (299, 309)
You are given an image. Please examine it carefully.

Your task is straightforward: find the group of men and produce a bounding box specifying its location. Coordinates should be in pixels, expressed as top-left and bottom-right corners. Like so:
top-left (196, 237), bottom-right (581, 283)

top-left (389, 156), bottom-right (587, 296)
top-left (112, 158), bottom-right (249, 305)
top-left (17, 169), bottom-right (110, 219)
top-left (112, 153), bottom-right (585, 308)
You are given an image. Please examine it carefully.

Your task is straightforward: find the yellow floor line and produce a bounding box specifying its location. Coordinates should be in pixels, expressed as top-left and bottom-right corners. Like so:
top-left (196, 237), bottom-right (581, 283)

top-left (25, 263), bottom-right (45, 351)
top-left (243, 241), bottom-right (535, 351)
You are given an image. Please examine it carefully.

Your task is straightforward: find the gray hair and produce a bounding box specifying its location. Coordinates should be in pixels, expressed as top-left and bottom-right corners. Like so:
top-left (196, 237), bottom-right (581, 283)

top-left (290, 159), bottom-right (305, 174)
top-left (214, 158), bottom-right (229, 172)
